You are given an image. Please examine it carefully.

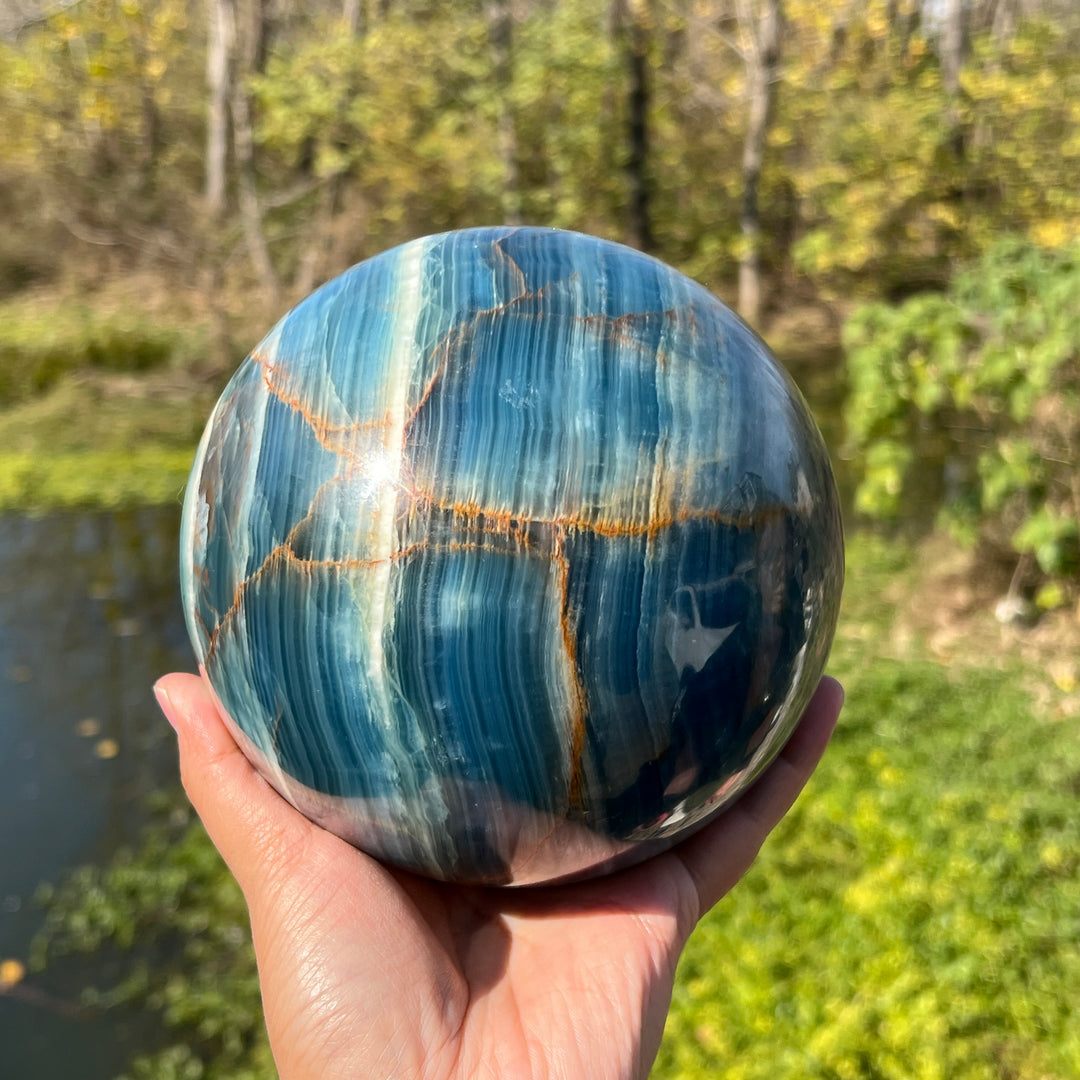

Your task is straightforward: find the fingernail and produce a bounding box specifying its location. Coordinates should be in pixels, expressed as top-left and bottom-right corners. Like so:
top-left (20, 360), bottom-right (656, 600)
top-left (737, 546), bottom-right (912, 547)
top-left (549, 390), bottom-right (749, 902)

top-left (154, 680), bottom-right (179, 733)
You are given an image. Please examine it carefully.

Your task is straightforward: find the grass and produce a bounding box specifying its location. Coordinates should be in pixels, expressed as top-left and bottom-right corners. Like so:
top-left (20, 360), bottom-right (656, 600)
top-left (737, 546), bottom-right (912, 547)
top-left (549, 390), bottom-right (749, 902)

top-left (0, 286), bottom-right (219, 512)
top-left (0, 373), bottom-right (215, 512)
top-left (0, 295), bottom-right (203, 407)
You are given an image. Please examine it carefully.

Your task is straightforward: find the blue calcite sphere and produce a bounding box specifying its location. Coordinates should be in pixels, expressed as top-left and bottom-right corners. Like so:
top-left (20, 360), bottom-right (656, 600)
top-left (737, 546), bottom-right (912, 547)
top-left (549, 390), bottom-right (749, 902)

top-left (180, 227), bottom-right (843, 885)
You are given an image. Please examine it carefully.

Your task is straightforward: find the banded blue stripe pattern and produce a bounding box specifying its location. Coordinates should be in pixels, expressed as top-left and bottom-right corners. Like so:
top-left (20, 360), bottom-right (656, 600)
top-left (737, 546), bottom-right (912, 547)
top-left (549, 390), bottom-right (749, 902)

top-left (180, 227), bottom-right (844, 885)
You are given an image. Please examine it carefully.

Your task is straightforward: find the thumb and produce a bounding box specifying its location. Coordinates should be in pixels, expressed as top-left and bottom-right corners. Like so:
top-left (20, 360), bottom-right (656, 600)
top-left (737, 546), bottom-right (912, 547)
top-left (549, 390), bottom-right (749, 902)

top-left (153, 671), bottom-right (324, 898)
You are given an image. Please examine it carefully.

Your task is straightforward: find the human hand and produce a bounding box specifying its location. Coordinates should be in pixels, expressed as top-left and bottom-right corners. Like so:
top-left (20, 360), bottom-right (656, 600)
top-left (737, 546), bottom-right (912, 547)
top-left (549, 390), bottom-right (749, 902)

top-left (154, 673), bottom-right (842, 1080)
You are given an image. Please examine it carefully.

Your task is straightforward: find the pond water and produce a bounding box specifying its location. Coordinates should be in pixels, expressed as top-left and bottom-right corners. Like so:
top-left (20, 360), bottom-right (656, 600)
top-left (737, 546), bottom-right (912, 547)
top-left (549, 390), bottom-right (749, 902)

top-left (0, 508), bottom-right (193, 1080)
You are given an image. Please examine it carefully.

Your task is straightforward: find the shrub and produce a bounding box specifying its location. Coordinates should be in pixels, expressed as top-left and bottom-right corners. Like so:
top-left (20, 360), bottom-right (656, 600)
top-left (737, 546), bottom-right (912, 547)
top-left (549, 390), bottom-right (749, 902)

top-left (0, 302), bottom-right (195, 406)
top-left (843, 237), bottom-right (1080, 597)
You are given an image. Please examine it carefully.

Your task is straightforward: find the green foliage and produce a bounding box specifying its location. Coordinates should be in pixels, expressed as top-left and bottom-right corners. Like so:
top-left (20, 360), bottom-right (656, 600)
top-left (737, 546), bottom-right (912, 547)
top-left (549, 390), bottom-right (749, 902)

top-left (784, 2), bottom-right (1080, 298)
top-left (251, 0), bottom-right (627, 268)
top-left (0, 299), bottom-right (196, 406)
top-left (0, 447), bottom-right (195, 512)
top-left (252, 4), bottom-right (508, 258)
top-left (509, 0), bottom-right (626, 234)
top-left (844, 237), bottom-right (1080, 582)
top-left (0, 374), bottom-right (213, 511)
top-left (0, 0), bottom-right (203, 253)
top-left (961, 20), bottom-right (1080, 255)
top-left (785, 0), bottom-right (959, 297)
top-left (0, 294), bottom-right (210, 512)
top-left (6, 1), bottom-right (1080, 1073)
top-left (657, 661), bottom-right (1080, 1080)
top-left (33, 805), bottom-right (276, 1080)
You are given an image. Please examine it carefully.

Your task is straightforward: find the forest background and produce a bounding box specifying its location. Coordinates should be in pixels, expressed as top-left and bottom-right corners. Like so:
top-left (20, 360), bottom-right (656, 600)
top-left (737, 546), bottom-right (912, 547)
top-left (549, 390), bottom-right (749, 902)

top-left (0, 0), bottom-right (1078, 1077)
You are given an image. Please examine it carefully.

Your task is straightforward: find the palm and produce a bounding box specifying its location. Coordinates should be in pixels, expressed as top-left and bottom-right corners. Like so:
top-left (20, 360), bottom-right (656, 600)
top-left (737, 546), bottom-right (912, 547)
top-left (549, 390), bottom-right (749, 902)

top-left (155, 672), bottom-right (841, 1080)
top-left (239, 812), bottom-right (694, 1079)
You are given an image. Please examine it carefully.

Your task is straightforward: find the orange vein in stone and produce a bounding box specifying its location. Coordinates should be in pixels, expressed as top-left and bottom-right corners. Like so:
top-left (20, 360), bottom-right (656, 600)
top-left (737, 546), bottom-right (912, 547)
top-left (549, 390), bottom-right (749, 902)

top-left (193, 604), bottom-right (215, 651)
top-left (202, 523), bottom-right (558, 661)
top-left (403, 295), bottom-right (542, 432)
top-left (204, 540), bottom-right (424, 660)
top-left (403, 275), bottom-right (620, 435)
top-left (203, 474), bottom-right (788, 663)
top-left (401, 303), bottom-right (684, 446)
top-left (491, 231), bottom-right (527, 296)
top-left (581, 306), bottom-right (680, 352)
top-left (407, 489), bottom-right (785, 540)
top-left (253, 295), bottom-right (685, 456)
top-left (268, 704), bottom-right (284, 757)
top-left (252, 350), bottom-right (393, 461)
top-left (552, 526), bottom-right (590, 812)
top-left (277, 462), bottom-right (376, 556)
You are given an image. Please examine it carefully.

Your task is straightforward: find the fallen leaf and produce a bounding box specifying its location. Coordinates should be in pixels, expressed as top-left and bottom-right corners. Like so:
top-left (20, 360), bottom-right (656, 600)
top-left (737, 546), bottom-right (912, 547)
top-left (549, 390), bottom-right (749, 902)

top-left (94, 738), bottom-right (120, 760)
top-left (0, 959), bottom-right (26, 989)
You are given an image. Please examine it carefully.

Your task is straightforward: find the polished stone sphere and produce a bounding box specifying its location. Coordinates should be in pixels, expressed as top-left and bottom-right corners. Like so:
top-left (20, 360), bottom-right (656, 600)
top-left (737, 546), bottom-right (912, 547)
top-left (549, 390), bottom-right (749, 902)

top-left (180, 227), bottom-right (843, 885)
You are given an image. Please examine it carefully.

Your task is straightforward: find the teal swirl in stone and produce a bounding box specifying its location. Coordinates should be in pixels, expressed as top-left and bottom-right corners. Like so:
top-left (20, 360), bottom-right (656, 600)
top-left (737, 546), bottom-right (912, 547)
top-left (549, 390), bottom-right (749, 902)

top-left (180, 227), bottom-right (843, 885)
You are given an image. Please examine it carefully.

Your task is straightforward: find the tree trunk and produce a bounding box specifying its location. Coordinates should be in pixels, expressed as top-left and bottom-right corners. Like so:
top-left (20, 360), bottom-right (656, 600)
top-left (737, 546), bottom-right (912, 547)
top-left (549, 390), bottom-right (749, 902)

top-left (828, 0), bottom-right (858, 65)
top-left (940, 0), bottom-right (965, 99)
top-left (205, 0), bottom-right (231, 216)
top-left (232, 87), bottom-right (278, 303)
top-left (941, 0), bottom-right (967, 214)
top-left (295, 1), bottom-right (365, 298)
top-left (487, 0), bottom-right (522, 225)
top-left (228, 0), bottom-right (278, 304)
top-left (990, 0), bottom-right (1016, 47)
top-left (203, 0), bottom-right (233, 372)
top-left (343, 0), bottom-right (364, 36)
top-left (614, 0), bottom-right (653, 251)
top-left (738, 0), bottom-right (781, 327)
top-left (139, 81), bottom-right (159, 188)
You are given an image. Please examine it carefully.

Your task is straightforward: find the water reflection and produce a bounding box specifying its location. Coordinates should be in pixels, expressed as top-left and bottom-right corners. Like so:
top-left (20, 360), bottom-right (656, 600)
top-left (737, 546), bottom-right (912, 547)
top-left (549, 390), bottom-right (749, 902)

top-left (0, 508), bottom-right (193, 1080)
